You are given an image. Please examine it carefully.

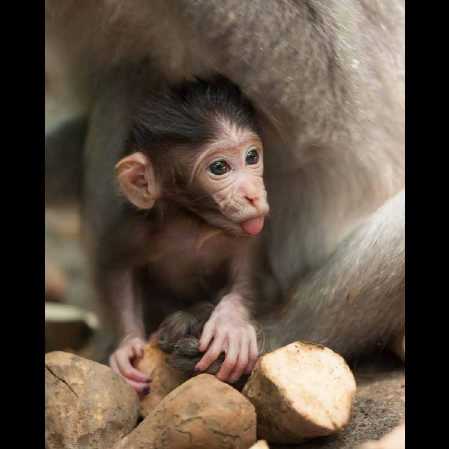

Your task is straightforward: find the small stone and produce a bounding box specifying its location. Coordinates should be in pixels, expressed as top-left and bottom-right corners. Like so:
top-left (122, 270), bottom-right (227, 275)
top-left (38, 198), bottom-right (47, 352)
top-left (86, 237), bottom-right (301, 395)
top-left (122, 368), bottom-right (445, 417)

top-left (242, 341), bottom-right (356, 444)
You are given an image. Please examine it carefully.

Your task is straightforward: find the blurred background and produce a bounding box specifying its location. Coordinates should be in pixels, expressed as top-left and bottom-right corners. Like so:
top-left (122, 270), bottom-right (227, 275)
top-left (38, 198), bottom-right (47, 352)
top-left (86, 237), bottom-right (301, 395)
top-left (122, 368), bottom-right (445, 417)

top-left (45, 206), bottom-right (103, 358)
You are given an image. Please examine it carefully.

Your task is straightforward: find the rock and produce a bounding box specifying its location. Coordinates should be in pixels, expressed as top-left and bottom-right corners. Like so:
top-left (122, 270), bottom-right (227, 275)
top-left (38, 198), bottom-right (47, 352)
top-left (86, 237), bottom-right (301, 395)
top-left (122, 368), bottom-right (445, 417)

top-left (249, 440), bottom-right (270, 449)
top-left (242, 341), bottom-right (356, 444)
top-left (45, 303), bottom-right (98, 352)
top-left (45, 351), bottom-right (139, 449)
top-left (113, 374), bottom-right (257, 449)
top-left (359, 423), bottom-right (405, 449)
top-left (249, 355), bottom-right (404, 449)
top-left (136, 340), bottom-right (189, 417)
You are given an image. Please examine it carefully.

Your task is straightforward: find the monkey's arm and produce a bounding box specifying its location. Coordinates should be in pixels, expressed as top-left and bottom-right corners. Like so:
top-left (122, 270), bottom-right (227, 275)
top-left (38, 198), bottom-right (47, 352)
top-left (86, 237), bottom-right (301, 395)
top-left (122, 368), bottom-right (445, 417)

top-left (261, 190), bottom-right (405, 358)
top-left (95, 267), bottom-right (145, 340)
top-left (195, 247), bottom-right (260, 383)
top-left (94, 266), bottom-right (151, 393)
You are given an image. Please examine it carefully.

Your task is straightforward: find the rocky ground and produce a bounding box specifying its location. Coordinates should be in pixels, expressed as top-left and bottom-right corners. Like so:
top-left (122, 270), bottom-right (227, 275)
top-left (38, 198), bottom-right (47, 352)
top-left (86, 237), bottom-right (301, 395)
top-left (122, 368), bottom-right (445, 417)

top-left (45, 207), bottom-right (404, 449)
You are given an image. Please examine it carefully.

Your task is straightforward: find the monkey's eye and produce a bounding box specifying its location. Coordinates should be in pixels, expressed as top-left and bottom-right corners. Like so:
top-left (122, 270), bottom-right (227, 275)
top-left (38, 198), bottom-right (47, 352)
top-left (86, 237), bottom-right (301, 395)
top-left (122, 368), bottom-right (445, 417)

top-left (208, 160), bottom-right (231, 176)
top-left (245, 148), bottom-right (259, 165)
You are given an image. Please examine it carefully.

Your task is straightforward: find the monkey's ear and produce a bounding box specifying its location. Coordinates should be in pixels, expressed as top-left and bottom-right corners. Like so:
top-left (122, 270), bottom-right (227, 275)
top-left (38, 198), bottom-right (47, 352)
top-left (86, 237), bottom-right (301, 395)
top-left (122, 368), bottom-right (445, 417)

top-left (115, 152), bottom-right (160, 209)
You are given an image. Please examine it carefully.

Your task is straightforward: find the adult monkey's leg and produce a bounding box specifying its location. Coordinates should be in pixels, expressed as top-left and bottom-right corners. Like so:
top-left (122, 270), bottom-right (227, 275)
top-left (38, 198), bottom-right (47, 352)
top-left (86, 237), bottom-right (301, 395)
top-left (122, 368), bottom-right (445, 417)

top-left (260, 190), bottom-right (405, 358)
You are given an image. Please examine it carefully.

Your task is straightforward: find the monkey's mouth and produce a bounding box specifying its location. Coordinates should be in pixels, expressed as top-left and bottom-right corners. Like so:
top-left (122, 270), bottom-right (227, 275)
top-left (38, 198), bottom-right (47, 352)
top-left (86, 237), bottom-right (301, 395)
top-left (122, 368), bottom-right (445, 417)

top-left (240, 216), bottom-right (265, 236)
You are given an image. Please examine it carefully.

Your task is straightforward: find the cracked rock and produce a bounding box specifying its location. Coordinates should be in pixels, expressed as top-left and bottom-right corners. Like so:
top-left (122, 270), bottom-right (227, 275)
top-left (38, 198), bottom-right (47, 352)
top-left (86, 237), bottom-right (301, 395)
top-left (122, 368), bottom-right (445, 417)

top-left (113, 374), bottom-right (257, 449)
top-left (45, 351), bottom-right (139, 449)
top-left (242, 341), bottom-right (356, 444)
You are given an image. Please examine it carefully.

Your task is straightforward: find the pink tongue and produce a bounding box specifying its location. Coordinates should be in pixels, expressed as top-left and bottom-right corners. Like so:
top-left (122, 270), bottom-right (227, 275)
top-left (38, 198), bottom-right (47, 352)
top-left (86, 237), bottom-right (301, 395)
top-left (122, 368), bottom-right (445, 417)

top-left (241, 217), bottom-right (265, 235)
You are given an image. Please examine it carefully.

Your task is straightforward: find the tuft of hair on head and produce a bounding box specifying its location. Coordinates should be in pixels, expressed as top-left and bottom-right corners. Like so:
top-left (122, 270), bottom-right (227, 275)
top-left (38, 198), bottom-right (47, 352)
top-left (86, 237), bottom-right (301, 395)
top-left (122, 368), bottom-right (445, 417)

top-left (128, 75), bottom-right (259, 153)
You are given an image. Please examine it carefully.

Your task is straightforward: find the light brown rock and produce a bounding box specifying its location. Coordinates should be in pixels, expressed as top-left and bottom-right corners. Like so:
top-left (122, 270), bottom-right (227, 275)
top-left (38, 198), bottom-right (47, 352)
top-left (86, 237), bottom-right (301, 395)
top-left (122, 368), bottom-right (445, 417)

top-left (249, 440), bottom-right (270, 449)
top-left (46, 351), bottom-right (139, 449)
top-left (359, 423), bottom-right (405, 449)
top-left (242, 341), bottom-right (356, 444)
top-left (136, 341), bottom-right (188, 416)
top-left (113, 374), bottom-right (257, 449)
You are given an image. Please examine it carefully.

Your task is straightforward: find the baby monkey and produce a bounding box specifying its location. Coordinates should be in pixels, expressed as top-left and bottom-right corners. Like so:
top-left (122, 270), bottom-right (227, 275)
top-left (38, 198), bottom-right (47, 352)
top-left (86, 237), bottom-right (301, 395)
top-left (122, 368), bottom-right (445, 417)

top-left (111, 76), bottom-right (269, 393)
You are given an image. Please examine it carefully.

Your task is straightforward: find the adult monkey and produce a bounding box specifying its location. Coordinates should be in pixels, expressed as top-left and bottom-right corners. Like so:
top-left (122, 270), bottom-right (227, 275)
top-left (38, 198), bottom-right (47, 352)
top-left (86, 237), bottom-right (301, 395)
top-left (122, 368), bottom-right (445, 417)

top-left (45, 0), bottom-right (405, 368)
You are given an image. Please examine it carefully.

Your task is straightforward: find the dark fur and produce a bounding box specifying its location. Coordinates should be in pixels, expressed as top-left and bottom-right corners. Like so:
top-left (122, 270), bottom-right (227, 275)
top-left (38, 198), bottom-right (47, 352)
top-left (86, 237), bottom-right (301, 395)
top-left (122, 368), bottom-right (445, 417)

top-left (129, 76), bottom-right (259, 150)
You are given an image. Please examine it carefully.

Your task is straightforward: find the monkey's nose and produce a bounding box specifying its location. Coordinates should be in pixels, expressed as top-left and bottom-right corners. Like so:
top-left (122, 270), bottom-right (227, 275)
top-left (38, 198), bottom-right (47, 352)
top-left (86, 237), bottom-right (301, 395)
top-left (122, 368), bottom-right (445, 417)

top-left (245, 194), bottom-right (258, 205)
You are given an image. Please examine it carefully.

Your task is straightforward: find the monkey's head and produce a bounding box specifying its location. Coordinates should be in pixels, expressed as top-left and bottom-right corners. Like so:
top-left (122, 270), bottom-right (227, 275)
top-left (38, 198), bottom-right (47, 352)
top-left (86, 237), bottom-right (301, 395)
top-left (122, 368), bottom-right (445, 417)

top-left (116, 76), bottom-right (269, 236)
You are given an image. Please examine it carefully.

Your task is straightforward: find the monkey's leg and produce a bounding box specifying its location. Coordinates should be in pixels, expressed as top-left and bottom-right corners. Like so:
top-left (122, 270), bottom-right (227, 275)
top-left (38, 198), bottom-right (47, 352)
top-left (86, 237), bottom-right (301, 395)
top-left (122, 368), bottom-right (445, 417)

top-left (156, 303), bottom-right (223, 375)
top-left (157, 302), bottom-right (263, 386)
top-left (261, 190), bottom-right (405, 359)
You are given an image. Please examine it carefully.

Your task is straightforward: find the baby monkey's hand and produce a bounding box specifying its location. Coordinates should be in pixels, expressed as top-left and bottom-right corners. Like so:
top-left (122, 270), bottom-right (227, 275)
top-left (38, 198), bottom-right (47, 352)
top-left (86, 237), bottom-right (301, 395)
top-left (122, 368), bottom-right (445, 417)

top-left (109, 335), bottom-right (151, 395)
top-left (195, 294), bottom-right (258, 383)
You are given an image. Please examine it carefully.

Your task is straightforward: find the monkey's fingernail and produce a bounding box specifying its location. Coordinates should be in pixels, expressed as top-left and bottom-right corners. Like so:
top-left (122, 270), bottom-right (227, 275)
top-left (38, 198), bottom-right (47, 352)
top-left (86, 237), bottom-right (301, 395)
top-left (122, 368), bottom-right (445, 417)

top-left (142, 386), bottom-right (150, 395)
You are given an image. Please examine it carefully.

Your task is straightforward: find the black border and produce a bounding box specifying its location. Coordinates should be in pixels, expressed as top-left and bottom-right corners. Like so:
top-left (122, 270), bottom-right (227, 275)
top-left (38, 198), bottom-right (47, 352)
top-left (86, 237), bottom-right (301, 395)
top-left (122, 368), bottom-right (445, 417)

top-left (405, 1), bottom-right (431, 447)
top-left (5, 0), bottom-right (45, 446)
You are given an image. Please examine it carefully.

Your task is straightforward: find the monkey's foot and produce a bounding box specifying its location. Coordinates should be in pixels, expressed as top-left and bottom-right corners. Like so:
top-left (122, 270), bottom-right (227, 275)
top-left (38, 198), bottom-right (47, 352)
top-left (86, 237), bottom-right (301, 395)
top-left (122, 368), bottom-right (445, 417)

top-left (170, 335), bottom-right (224, 375)
top-left (157, 303), bottom-right (245, 388)
top-left (157, 303), bottom-right (220, 374)
top-left (157, 302), bottom-right (263, 388)
top-left (170, 336), bottom-right (248, 389)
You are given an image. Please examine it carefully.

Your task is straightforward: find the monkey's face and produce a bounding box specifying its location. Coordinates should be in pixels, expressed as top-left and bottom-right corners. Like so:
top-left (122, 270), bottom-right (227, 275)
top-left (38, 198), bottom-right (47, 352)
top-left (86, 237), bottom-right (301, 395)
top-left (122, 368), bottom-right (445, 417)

top-left (190, 134), bottom-right (270, 237)
top-left (115, 132), bottom-right (269, 237)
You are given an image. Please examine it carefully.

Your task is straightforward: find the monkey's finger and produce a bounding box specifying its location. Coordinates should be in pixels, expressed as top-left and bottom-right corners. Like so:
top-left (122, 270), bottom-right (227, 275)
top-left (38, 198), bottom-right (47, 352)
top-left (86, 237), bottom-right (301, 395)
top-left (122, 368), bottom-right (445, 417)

top-left (128, 379), bottom-right (151, 395)
top-left (134, 338), bottom-right (146, 352)
top-left (199, 319), bottom-right (216, 352)
top-left (229, 336), bottom-right (249, 383)
top-left (195, 333), bottom-right (225, 372)
top-left (109, 356), bottom-right (119, 373)
top-left (216, 336), bottom-right (239, 382)
top-left (130, 345), bottom-right (139, 359)
top-left (115, 350), bottom-right (151, 382)
top-left (130, 342), bottom-right (145, 359)
top-left (246, 329), bottom-right (259, 374)
top-left (110, 356), bottom-right (149, 394)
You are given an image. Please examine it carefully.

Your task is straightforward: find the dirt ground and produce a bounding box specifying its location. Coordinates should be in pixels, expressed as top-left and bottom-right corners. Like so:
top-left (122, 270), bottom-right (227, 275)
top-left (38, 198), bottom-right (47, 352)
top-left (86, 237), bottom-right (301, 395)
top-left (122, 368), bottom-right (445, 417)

top-left (45, 207), bottom-right (404, 449)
